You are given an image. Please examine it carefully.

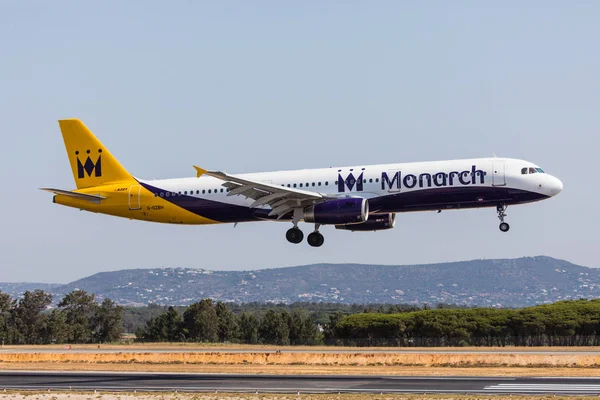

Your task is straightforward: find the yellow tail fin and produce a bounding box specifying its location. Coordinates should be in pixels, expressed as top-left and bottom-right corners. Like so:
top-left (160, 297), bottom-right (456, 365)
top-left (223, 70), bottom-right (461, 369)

top-left (58, 119), bottom-right (133, 189)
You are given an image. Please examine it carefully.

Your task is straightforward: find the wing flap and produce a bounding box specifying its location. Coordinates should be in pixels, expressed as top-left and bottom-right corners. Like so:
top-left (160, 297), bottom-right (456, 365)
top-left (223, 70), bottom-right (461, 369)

top-left (193, 165), bottom-right (331, 218)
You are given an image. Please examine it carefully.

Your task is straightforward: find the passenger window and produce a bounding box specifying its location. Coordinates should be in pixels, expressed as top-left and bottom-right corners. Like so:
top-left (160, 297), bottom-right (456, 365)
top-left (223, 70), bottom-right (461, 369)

top-left (299, 183), bottom-right (303, 187)
top-left (208, 189), bottom-right (211, 194)
top-left (287, 184), bottom-right (290, 187)
top-left (159, 193), bottom-right (164, 197)
top-left (166, 192), bottom-right (170, 197)
top-left (306, 183), bottom-right (309, 187)
top-left (220, 188), bottom-right (224, 193)
top-left (376, 178), bottom-right (379, 183)
top-left (184, 191), bottom-right (187, 195)
top-left (369, 178), bottom-right (373, 183)
top-left (325, 182), bottom-right (329, 186)
top-left (202, 190), bottom-right (205, 194)
top-left (312, 182), bottom-right (315, 186)
top-left (293, 184), bottom-right (297, 188)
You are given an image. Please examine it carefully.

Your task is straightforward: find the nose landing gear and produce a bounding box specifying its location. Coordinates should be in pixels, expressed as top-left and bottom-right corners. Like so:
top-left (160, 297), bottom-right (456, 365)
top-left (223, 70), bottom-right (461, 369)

top-left (307, 224), bottom-right (324, 247)
top-left (497, 204), bottom-right (510, 232)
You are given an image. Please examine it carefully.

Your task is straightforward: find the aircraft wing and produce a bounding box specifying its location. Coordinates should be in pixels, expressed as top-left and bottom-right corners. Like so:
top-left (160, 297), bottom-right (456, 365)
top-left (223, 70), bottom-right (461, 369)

top-left (193, 166), bottom-right (331, 219)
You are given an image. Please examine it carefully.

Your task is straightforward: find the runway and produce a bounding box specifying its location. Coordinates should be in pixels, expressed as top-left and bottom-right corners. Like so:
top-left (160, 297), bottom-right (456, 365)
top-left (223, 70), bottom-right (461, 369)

top-left (1, 371), bottom-right (600, 395)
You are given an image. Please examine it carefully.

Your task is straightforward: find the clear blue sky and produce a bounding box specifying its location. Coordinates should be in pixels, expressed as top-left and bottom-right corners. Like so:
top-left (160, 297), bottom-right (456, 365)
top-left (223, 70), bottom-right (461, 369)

top-left (1, 1), bottom-right (598, 283)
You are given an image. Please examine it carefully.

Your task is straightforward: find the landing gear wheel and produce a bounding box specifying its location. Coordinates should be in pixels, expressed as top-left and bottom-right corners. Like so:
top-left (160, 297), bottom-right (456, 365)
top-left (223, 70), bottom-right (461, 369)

top-left (496, 204), bottom-right (509, 233)
top-left (307, 232), bottom-right (325, 247)
top-left (286, 227), bottom-right (304, 244)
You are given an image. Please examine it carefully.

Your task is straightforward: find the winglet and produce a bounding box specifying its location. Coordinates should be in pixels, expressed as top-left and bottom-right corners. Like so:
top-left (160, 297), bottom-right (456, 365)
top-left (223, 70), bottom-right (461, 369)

top-left (193, 165), bottom-right (207, 178)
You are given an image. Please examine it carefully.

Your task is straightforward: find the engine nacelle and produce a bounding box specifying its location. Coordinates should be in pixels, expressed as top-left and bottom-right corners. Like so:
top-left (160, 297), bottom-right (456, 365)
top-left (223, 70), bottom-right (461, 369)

top-left (304, 198), bottom-right (369, 225)
top-left (335, 213), bottom-right (396, 231)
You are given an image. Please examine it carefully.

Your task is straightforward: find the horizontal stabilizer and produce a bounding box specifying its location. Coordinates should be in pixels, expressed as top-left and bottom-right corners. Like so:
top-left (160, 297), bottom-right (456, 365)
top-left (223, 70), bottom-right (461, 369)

top-left (40, 188), bottom-right (106, 202)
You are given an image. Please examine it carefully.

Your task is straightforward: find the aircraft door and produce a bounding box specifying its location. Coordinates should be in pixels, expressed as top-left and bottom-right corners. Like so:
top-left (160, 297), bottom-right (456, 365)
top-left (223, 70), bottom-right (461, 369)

top-left (492, 160), bottom-right (506, 186)
top-left (128, 185), bottom-right (142, 210)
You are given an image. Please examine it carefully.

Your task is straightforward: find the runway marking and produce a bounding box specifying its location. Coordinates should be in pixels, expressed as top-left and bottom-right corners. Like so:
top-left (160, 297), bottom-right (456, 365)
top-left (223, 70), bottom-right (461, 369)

top-left (485, 384), bottom-right (600, 393)
top-left (386, 376), bottom-right (515, 380)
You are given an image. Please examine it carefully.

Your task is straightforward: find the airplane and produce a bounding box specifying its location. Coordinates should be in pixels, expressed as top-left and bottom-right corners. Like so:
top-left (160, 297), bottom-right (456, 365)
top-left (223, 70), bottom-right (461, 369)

top-left (42, 119), bottom-right (563, 247)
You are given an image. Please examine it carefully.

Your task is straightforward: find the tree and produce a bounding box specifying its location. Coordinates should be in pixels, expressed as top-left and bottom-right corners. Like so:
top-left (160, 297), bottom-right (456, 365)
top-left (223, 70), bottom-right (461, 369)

top-left (239, 312), bottom-right (259, 344)
top-left (58, 290), bottom-right (98, 343)
top-left (164, 306), bottom-right (183, 342)
top-left (0, 292), bottom-right (13, 344)
top-left (288, 310), bottom-right (320, 345)
top-left (138, 316), bottom-right (167, 342)
top-left (44, 309), bottom-right (69, 344)
top-left (323, 311), bottom-right (345, 340)
top-left (182, 299), bottom-right (218, 342)
top-left (215, 302), bottom-right (239, 343)
top-left (259, 310), bottom-right (290, 345)
top-left (93, 298), bottom-right (124, 343)
top-left (12, 290), bottom-right (52, 344)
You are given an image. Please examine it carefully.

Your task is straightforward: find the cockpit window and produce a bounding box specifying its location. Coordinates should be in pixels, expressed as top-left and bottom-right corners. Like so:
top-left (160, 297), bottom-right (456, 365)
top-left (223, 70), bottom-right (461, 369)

top-left (522, 166), bottom-right (545, 175)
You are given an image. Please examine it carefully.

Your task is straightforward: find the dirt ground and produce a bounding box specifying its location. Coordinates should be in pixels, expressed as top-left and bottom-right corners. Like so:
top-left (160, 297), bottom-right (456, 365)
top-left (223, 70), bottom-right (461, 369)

top-left (1, 345), bottom-right (599, 377)
top-left (1, 351), bottom-right (599, 368)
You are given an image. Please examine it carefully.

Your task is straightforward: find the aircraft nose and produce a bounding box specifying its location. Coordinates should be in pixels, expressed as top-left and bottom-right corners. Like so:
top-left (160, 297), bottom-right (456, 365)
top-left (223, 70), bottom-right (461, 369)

top-left (548, 175), bottom-right (563, 195)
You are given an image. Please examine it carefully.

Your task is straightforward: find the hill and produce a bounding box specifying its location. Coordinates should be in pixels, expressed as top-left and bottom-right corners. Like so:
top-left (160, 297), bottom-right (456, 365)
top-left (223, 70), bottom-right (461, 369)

top-left (0, 282), bottom-right (62, 297)
top-left (5, 256), bottom-right (596, 307)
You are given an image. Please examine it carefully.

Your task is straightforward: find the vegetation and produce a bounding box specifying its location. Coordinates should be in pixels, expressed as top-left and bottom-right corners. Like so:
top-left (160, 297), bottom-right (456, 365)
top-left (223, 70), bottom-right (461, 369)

top-left (122, 302), bottom-right (421, 334)
top-left (329, 299), bottom-right (600, 346)
top-left (2, 288), bottom-right (600, 347)
top-left (136, 299), bottom-right (321, 345)
top-left (134, 299), bottom-right (600, 346)
top-left (0, 290), bottom-right (123, 344)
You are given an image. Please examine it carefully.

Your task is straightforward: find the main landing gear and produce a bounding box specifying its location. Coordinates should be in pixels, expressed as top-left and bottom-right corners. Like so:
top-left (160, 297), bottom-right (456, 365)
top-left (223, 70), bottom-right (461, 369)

top-left (286, 224), bottom-right (324, 247)
top-left (307, 225), bottom-right (324, 247)
top-left (497, 204), bottom-right (510, 232)
top-left (286, 227), bottom-right (304, 244)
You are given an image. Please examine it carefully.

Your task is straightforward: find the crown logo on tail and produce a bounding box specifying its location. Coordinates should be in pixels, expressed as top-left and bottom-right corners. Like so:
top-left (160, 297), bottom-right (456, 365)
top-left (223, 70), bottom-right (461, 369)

top-left (76, 149), bottom-right (103, 178)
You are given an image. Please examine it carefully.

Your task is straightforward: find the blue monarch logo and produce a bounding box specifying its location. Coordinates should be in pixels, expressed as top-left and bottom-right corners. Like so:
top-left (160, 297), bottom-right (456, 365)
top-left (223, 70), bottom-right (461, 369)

top-left (76, 149), bottom-right (102, 178)
top-left (338, 172), bottom-right (364, 193)
top-left (381, 165), bottom-right (486, 191)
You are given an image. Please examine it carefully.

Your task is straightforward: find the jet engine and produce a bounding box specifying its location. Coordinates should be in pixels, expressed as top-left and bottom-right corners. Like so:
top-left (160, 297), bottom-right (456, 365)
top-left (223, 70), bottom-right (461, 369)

top-left (304, 198), bottom-right (368, 225)
top-left (335, 213), bottom-right (396, 231)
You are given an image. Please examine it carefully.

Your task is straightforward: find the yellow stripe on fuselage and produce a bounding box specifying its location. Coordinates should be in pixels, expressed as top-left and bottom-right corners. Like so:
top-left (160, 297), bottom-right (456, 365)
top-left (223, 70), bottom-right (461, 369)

top-left (53, 183), bottom-right (218, 225)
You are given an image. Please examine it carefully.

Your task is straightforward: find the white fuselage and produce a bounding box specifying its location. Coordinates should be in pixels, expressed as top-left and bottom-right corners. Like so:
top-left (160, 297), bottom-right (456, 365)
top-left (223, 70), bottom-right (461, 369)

top-left (139, 157), bottom-right (562, 224)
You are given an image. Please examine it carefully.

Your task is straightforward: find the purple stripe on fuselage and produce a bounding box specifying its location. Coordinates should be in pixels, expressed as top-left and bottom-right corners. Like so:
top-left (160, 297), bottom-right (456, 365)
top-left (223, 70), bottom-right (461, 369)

top-left (140, 181), bottom-right (547, 223)
top-left (369, 186), bottom-right (548, 213)
top-left (139, 182), bottom-right (268, 223)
